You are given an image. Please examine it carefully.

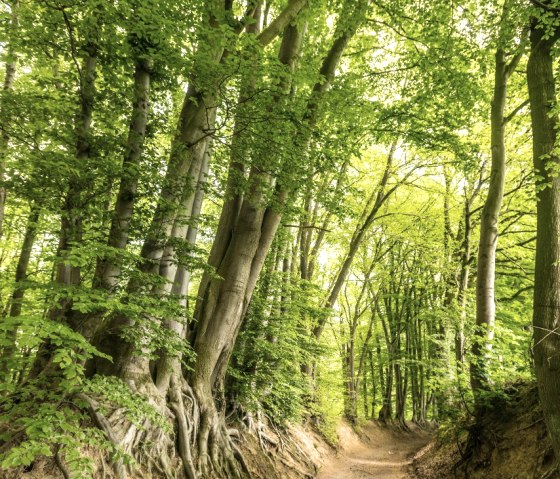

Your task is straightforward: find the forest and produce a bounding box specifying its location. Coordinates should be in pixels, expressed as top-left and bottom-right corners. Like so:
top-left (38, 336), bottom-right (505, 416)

top-left (0, 0), bottom-right (559, 478)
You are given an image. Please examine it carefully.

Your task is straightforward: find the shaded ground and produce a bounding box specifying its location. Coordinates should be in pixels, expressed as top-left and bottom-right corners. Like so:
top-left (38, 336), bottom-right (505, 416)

top-left (412, 382), bottom-right (559, 479)
top-left (316, 421), bottom-right (432, 479)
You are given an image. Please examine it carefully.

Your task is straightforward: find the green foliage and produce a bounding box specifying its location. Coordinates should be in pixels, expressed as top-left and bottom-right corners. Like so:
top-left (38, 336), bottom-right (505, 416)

top-left (229, 254), bottom-right (326, 423)
top-left (0, 328), bottom-right (111, 477)
top-left (0, 0), bottom-right (545, 471)
top-left (84, 376), bottom-right (169, 432)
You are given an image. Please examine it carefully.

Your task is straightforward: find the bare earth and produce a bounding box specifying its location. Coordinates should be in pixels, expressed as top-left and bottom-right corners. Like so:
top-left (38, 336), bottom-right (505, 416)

top-left (316, 421), bottom-right (432, 479)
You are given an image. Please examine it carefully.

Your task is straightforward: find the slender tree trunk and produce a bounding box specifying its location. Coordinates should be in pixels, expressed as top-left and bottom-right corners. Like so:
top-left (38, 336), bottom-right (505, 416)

top-left (471, 48), bottom-right (510, 395)
top-left (314, 142), bottom-right (397, 340)
top-left (362, 364), bottom-right (369, 419)
top-left (456, 200), bottom-right (471, 364)
top-left (94, 58), bottom-right (151, 291)
top-left (527, 19), bottom-right (560, 462)
top-left (378, 311), bottom-right (393, 423)
top-left (0, 0), bottom-right (18, 239)
top-left (28, 37), bottom-right (98, 378)
top-left (368, 349), bottom-right (377, 418)
top-left (155, 148), bottom-right (211, 393)
top-left (343, 341), bottom-right (357, 423)
top-left (378, 363), bottom-right (393, 423)
top-left (0, 204), bottom-right (40, 377)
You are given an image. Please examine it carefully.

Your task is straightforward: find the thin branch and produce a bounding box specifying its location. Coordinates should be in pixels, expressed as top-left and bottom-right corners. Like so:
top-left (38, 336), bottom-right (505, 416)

top-left (503, 99), bottom-right (530, 124)
top-left (529, 0), bottom-right (560, 13)
top-left (502, 285), bottom-right (533, 301)
top-left (283, 224), bottom-right (331, 232)
top-left (60, 9), bottom-right (81, 78)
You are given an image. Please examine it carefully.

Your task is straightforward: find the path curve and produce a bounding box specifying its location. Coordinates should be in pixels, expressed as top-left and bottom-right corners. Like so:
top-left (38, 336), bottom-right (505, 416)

top-left (316, 421), bottom-right (431, 479)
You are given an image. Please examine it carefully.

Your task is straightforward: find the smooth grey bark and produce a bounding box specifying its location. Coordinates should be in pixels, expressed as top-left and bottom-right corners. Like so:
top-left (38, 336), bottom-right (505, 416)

top-left (527, 18), bottom-right (560, 462)
top-left (58, 44), bottom-right (98, 295)
top-left (94, 58), bottom-right (152, 291)
top-left (137, 0), bottom-right (307, 276)
top-left (192, 0), bottom-right (366, 382)
top-left (88, 4), bottom-right (312, 477)
top-left (101, 0), bottom-right (308, 378)
top-left (96, 3), bottom-right (229, 377)
top-left (470, 42), bottom-right (522, 395)
top-left (29, 37), bottom-right (98, 378)
top-left (191, 19), bottom-right (305, 402)
top-left (188, 6), bottom-right (267, 321)
top-left (189, 4), bottom-right (366, 469)
top-left (155, 147), bottom-right (210, 393)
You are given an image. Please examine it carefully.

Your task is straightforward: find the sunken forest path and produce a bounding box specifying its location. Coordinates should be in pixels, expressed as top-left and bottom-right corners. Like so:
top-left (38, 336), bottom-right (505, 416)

top-left (316, 421), bottom-right (432, 479)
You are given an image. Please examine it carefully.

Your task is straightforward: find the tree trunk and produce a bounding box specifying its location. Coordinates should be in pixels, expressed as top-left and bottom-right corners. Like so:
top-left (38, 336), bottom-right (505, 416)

top-left (527, 19), bottom-right (560, 463)
top-left (343, 341), bottom-right (357, 423)
top-left (456, 198), bottom-right (472, 364)
top-left (0, 0), bottom-right (18, 239)
top-left (471, 47), bottom-right (510, 395)
top-left (94, 58), bottom-right (152, 291)
top-left (0, 204), bottom-right (40, 378)
top-left (28, 38), bottom-right (98, 378)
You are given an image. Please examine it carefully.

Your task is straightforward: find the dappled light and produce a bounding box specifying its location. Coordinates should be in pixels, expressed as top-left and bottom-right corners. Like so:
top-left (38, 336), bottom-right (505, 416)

top-left (0, 1), bottom-right (559, 479)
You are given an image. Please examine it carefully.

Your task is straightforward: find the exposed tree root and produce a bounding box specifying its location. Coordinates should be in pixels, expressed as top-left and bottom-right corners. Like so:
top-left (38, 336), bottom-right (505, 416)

top-left (2, 370), bottom-right (318, 479)
top-left (54, 445), bottom-right (71, 479)
top-left (76, 393), bottom-right (128, 479)
top-left (77, 372), bottom-right (256, 479)
top-left (539, 465), bottom-right (560, 479)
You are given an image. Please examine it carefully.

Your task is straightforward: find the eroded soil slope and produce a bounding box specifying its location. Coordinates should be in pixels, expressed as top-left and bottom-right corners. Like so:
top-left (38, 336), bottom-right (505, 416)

top-left (412, 382), bottom-right (559, 479)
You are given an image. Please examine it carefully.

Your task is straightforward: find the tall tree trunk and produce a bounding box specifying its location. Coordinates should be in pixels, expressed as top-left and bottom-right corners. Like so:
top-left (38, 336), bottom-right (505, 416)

top-left (155, 147), bottom-right (211, 393)
top-left (59, 42), bottom-right (98, 306)
top-left (0, 204), bottom-right (40, 378)
top-left (455, 199), bottom-right (472, 364)
top-left (94, 58), bottom-right (152, 291)
top-left (0, 0), bottom-right (18, 239)
top-left (378, 310), bottom-right (393, 423)
top-left (343, 341), bottom-right (357, 423)
top-left (99, 0), bottom-right (307, 374)
top-left (471, 47), bottom-right (512, 395)
top-left (28, 35), bottom-right (98, 378)
top-left (527, 18), bottom-right (560, 463)
top-left (189, 3), bottom-right (364, 469)
top-left (368, 349), bottom-right (377, 418)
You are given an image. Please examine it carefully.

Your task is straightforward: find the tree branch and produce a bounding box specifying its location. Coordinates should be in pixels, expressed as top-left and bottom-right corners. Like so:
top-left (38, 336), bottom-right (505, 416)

top-left (256, 0), bottom-right (307, 46)
top-left (503, 99), bottom-right (530, 124)
top-left (529, 0), bottom-right (560, 13)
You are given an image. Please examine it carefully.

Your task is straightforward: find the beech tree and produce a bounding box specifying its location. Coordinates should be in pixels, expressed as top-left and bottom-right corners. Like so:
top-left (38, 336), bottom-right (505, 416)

top-left (470, 0), bottom-right (526, 399)
top-left (527, 0), bottom-right (560, 461)
top-left (0, 0), bottom-right (558, 477)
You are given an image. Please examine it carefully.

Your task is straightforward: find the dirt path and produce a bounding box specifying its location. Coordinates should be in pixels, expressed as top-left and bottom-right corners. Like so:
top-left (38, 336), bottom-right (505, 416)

top-left (316, 421), bottom-right (432, 479)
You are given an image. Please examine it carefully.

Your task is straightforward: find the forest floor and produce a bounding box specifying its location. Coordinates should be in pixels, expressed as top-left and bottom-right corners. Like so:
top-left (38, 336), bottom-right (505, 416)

top-left (412, 382), bottom-right (559, 479)
top-left (315, 420), bottom-right (432, 479)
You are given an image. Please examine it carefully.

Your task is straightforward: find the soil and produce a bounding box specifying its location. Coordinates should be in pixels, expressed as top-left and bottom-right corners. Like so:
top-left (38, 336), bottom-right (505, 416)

top-left (412, 382), bottom-right (559, 479)
top-left (316, 421), bottom-right (432, 479)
